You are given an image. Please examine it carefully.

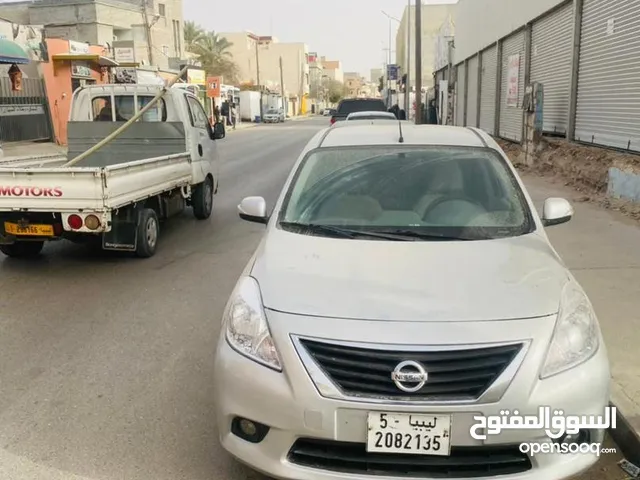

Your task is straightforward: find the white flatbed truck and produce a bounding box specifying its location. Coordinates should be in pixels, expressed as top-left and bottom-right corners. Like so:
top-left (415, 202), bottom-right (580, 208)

top-left (0, 83), bottom-right (225, 258)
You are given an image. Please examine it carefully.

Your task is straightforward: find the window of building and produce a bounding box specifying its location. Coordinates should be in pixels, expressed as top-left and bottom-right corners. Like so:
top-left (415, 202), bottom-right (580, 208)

top-left (158, 3), bottom-right (166, 16)
top-left (162, 45), bottom-right (169, 56)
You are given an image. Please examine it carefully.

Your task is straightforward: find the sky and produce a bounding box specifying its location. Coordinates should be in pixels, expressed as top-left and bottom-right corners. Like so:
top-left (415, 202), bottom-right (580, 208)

top-left (184, 0), bottom-right (458, 77)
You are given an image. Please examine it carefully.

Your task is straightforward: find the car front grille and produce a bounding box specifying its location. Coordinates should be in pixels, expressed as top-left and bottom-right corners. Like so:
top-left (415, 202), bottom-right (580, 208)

top-left (288, 439), bottom-right (532, 478)
top-left (299, 339), bottom-right (522, 401)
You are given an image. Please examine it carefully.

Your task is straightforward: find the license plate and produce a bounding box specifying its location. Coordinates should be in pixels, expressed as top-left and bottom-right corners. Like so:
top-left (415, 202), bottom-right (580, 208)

top-left (4, 222), bottom-right (54, 236)
top-left (367, 412), bottom-right (451, 456)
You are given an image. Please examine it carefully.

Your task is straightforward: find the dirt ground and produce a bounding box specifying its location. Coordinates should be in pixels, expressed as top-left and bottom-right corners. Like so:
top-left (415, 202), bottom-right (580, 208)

top-left (497, 137), bottom-right (640, 222)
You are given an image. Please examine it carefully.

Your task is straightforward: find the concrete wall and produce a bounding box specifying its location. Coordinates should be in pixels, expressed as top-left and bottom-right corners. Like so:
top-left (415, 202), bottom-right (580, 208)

top-left (396, 3), bottom-right (458, 87)
top-left (453, 0), bottom-right (566, 62)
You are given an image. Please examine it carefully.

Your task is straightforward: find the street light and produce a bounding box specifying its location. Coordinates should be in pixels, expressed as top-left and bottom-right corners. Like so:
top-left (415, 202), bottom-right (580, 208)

top-left (381, 11), bottom-right (401, 107)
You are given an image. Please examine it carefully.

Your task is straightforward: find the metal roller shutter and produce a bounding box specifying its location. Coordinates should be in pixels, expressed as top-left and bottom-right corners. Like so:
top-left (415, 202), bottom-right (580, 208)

top-left (499, 30), bottom-right (526, 141)
top-left (455, 63), bottom-right (466, 126)
top-left (480, 46), bottom-right (498, 135)
top-left (466, 55), bottom-right (479, 127)
top-left (530, 2), bottom-right (573, 135)
top-left (575, 0), bottom-right (640, 151)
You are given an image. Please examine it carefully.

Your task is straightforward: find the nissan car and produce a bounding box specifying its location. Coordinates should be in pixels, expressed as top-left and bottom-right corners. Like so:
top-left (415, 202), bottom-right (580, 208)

top-left (213, 123), bottom-right (610, 480)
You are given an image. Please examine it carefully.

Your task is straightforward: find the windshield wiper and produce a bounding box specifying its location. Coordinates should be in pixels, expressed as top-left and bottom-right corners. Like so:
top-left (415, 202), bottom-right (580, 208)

top-left (279, 222), bottom-right (412, 241)
top-left (369, 229), bottom-right (475, 241)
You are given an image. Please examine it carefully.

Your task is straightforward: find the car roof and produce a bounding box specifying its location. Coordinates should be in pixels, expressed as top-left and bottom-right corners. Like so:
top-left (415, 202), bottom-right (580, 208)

top-left (320, 123), bottom-right (488, 148)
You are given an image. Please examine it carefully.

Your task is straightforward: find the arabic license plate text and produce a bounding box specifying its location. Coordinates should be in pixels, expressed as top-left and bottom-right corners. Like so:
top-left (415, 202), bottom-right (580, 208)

top-left (4, 222), bottom-right (54, 236)
top-left (366, 412), bottom-right (451, 456)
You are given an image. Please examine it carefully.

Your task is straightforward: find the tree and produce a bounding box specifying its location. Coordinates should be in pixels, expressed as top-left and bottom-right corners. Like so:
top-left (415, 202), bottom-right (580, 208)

top-left (184, 21), bottom-right (205, 53)
top-left (184, 24), bottom-right (240, 84)
top-left (378, 75), bottom-right (384, 93)
top-left (328, 80), bottom-right (346, 104)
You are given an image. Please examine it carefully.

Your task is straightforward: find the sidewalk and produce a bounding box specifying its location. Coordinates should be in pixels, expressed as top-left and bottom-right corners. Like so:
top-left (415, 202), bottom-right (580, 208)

top-left (523, 173), bottom-right (640, 462)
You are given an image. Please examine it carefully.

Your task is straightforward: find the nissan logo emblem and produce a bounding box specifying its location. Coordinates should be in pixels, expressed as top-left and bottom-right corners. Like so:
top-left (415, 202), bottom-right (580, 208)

top-left (391, 360), bottom-right (429, 393)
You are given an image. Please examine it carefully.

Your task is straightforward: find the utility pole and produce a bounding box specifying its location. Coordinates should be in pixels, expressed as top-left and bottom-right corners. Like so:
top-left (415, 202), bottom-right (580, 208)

top-left (141, 0), bottom-right (154, 66)
top-left (255, 41), bottom-right (263, 121)
top-left (279, 56), bottom-right (285, 113)
top-left (414, 0), bottom-right (422, 124)
top-left (405, 0), bottom-right (411, 116)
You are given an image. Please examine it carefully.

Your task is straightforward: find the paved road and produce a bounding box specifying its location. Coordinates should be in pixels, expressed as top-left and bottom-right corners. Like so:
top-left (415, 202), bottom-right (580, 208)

top-left (0, 117), bottom-right (625, 480)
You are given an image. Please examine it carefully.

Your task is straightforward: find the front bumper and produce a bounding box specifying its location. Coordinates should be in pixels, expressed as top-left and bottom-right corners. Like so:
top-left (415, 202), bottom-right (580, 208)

top-left (213, 311), bottom-right (610, 480)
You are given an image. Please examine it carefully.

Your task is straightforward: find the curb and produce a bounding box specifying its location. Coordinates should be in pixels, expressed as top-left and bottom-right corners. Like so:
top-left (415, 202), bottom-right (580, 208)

top-left (609, 400), bottom-right (640, 465)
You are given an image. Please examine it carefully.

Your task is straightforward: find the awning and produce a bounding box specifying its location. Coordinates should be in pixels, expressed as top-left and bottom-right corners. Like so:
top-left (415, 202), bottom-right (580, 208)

top-left (52, 53), bottom-right (119, 67)
top-left (0, 39), bottom-right (30, 64)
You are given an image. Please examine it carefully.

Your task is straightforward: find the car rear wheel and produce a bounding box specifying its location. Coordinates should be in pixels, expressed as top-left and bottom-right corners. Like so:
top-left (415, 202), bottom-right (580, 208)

top-left (0, 241), bottom-right (44, 258)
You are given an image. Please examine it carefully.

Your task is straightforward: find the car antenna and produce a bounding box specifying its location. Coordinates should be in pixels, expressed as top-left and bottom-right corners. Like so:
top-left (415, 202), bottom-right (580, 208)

top-left (398, 119), bottom-right (405, 143)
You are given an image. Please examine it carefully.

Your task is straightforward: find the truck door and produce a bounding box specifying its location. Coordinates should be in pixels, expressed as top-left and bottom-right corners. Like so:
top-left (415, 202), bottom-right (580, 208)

top-left (185, 94), bottom-right (218, 186)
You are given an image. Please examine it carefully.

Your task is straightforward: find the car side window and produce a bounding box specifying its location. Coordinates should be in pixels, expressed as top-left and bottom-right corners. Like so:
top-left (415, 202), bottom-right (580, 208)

top-left (186, 96), bottom-right (209, 130)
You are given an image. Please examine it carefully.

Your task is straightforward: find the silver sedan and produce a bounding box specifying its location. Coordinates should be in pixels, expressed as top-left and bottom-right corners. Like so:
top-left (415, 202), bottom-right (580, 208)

top-left (213, 123), bottom-right (610, 480)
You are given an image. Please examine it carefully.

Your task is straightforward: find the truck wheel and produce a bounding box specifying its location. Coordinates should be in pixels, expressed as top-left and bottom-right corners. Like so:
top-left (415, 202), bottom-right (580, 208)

top-left (135, 208), bottom-right (159, 258)
top-left (192, 177), bottom-right (214, 220)
top-left (0, 241), bottom-right (44, 258)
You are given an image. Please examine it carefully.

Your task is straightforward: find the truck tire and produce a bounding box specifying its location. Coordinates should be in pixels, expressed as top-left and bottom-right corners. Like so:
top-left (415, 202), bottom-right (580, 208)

top-left (135, 208), bottom-right (159, 258)
top-left (0, 241), bottom-right (44, 258)
top-left (192, 177), bottom-right (214, 220)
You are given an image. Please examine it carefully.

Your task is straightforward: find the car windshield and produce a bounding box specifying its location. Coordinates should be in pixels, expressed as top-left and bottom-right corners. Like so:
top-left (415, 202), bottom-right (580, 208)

top-left (279, 146), bottom-right (534, 241)
top-left (267, 109), bottom-right (277, 114)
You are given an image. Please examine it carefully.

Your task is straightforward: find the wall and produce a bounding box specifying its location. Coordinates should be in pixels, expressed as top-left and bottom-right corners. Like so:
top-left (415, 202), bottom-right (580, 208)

top-left (41, 38), bottom-right (107, 145)
top-left (396, 3), bottom-right (458, 87)
top-left (453, 0), bottom-right (565, 62)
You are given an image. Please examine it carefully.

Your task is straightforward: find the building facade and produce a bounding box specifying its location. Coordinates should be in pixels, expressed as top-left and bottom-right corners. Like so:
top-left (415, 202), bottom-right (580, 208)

top-left (321, 58), bottom-right (343, 84)
top-left (219, 31), bottom-right (310, 99)
top-left (0, 0), bottom-right (185, 71)
top-left (395, 3), bottom-right (458, 89)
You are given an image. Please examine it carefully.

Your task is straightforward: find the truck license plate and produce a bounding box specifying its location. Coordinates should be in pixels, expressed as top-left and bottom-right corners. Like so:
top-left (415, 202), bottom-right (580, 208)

top-left (4, 222), bottom-right (54, 236)
top-left (366, 412), bottom-right (451, 456)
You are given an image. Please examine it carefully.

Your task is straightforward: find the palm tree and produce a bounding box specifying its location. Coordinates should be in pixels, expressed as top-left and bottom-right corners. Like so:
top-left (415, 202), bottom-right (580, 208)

top-left (184, 21), bottom-right (204, 53)
top-left (192, 31), bottom-right (239, 83)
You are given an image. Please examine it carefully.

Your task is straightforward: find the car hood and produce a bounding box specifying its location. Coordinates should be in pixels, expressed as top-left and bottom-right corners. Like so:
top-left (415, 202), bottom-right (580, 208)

top-left (251, 229), bottom-right (570, 322)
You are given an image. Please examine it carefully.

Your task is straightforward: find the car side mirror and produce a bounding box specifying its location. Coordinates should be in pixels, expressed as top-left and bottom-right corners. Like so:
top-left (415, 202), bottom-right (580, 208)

top-left (238, 196), bottom-right (268, 224)
top-left (542, 197), bottom-right (573, 227)
top-left (212, 122), bottom-right (225, 140)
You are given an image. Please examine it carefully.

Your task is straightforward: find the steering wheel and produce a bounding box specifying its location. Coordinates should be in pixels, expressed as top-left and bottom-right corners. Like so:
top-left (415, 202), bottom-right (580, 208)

top-left (422, 193), bottom-right (486, 221)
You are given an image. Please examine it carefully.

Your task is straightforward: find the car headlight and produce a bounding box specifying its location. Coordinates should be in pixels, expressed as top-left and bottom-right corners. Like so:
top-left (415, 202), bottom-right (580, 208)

top-left (223, 276), bottom-right (282, 371)
top-left (540, 281), bottom-right (600, 379)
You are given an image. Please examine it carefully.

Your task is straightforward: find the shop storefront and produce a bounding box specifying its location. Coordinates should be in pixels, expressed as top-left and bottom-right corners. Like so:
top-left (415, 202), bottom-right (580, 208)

top-left (41, 39), bottom-right (118, 145)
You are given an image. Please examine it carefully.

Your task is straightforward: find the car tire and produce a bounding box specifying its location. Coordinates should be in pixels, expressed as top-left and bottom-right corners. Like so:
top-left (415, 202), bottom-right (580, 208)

top-left (135, 208), bottom-right (159, 258)
top-left (192, 176), bottom-right (214, 220)
top-left (0, 241), bottom-right (44, 258)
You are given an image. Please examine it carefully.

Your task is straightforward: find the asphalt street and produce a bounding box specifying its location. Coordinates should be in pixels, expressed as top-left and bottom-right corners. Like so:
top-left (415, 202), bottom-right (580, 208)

top-left (0, 117), bottom-right (625, 480)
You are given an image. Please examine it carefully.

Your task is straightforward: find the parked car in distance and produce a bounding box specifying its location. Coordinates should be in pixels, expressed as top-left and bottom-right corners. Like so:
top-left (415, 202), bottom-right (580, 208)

top-left (263, 108), bottom-right (285, 123)
top-left (346, 111), bottom-right (398, 121)
top-left (214, 123), bottom-right (610, 480)
top-left (330, 97), bottom-right (387, 125)
top-left (322, 108), bottom-right (333, 116)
